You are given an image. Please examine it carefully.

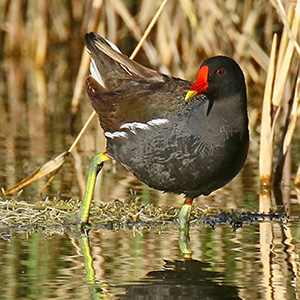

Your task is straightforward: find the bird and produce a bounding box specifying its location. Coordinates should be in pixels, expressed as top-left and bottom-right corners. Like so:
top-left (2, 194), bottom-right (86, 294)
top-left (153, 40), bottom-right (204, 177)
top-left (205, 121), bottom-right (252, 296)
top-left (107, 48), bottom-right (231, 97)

top-left (79, 32), bottom-right (249, 235)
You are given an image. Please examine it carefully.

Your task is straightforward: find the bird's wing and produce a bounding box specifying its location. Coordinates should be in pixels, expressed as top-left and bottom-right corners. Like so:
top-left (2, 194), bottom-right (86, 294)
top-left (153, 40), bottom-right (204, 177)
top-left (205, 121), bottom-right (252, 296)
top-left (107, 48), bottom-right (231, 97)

top-left (85, 32), bottom-right (192, 132)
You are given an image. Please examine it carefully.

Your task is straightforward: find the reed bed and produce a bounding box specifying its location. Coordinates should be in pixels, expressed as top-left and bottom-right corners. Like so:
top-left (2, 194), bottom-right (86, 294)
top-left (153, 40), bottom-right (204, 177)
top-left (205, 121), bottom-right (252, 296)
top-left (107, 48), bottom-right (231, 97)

top-left (0, 0), bottom-right (299, 205)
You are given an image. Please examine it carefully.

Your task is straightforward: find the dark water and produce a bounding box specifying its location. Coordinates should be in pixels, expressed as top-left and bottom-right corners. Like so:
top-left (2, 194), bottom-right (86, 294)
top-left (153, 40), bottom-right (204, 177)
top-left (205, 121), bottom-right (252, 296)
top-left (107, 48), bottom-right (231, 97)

top-left (0, 220), bottom-right (300, 299)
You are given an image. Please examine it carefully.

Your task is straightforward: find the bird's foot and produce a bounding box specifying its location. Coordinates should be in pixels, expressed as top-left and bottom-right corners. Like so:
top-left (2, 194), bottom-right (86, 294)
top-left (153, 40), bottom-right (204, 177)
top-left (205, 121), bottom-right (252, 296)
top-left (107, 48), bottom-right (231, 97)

top-left (77, 221), bottom-right (92, 235)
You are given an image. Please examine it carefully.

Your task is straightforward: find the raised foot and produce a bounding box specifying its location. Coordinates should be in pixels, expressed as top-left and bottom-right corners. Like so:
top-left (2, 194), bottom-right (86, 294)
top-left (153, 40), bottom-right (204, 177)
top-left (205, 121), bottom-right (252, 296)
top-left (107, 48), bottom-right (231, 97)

top-left (78, 152), bottom-right (111, 227)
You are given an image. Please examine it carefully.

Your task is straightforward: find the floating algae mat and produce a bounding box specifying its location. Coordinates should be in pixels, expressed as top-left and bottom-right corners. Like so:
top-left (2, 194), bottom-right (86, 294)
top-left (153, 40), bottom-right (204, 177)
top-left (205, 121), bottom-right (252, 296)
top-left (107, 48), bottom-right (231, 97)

top-left (0, 197), bottom-right (291, 235)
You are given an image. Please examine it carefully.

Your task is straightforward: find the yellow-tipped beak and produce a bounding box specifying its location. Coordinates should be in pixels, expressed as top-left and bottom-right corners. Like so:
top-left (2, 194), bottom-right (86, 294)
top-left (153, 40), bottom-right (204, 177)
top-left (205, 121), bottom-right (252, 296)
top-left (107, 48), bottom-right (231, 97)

top-left (185, 90), bottom-right (198, 101)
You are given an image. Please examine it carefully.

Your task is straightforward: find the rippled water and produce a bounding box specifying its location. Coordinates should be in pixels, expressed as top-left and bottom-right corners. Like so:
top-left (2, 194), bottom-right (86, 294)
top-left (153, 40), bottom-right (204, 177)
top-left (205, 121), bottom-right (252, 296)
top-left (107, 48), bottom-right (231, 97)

top-left (0, 219), bottom-right (299, 299)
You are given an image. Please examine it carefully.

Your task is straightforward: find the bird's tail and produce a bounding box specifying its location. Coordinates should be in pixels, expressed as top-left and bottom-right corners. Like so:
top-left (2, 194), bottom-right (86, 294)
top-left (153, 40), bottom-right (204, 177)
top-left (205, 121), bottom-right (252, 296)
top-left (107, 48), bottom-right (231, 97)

top-left (84, 32), bottom-right (164, 90)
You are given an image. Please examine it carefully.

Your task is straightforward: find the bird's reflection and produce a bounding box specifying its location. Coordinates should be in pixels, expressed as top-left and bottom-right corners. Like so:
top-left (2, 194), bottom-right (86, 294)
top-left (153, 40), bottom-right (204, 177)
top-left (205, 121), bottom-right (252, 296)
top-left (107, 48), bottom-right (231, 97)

top-left (117, 259), bottom-right (241, 300)
top-left (77, 233), bottom-right (241, 300)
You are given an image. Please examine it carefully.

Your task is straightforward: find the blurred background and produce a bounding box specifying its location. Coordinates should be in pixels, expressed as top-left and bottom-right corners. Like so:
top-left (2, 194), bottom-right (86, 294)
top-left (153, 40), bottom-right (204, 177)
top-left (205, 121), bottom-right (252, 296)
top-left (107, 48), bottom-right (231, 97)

top-left (0, 1), bottom-right (300, 299)
top-left (0, 0), bottom-right (299, 210)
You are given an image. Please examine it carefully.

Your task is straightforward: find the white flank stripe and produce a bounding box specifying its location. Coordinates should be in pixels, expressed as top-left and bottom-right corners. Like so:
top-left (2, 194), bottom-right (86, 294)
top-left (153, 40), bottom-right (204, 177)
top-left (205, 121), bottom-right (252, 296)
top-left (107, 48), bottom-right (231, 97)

top-left (105, 119), bottom-right (169, 140)
top-left (105, 131), bottom-right (128, 139)
top-left (104, 132), bottom-right (113, 138)
top-left (147, 118), bottom-right (169, 126)
top-left (120, 122), bottom-right (150, 133)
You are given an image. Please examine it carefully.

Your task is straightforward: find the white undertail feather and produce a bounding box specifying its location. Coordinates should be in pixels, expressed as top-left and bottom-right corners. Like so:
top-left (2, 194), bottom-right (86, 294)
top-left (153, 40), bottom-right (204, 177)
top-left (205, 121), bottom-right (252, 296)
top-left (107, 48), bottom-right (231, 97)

top-left (120, 64), bottom-right (133, 76)
top-left (99, 38), bottom-right (122, 54)
top-left (89, 38), bottom-right (123, 88)
top-left (90, 58), bottom-right (105, 87)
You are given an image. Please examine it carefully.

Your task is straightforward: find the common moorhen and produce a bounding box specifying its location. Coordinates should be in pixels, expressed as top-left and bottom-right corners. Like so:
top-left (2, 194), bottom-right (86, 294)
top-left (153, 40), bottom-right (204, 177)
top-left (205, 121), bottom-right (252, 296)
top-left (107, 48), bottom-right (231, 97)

top-left (79, 32), bottom-right (249, 236)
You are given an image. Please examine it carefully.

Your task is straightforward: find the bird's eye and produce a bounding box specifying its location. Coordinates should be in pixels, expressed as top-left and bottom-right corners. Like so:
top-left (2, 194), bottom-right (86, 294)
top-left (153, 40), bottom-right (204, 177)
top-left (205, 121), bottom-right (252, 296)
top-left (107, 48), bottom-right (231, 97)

top-left (215, 68), bottom-right (225, 76)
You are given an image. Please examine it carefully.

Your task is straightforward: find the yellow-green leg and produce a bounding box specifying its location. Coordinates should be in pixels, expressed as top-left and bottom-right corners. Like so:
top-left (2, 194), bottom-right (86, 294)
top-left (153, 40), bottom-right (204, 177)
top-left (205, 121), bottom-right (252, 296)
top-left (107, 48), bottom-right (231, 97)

top-left (178, 198), bottom-right (193, 259)
top-left (78, 152), bottom-right (110, 231)
top-left (178, 198), bottom-right (193, 230)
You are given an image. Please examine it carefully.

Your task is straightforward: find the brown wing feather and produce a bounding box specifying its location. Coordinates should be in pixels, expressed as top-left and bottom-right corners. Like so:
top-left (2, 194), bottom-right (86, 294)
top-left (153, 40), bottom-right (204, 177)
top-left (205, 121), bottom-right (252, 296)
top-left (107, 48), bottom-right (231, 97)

top-left (86, 75), bottom-right (192, 132)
